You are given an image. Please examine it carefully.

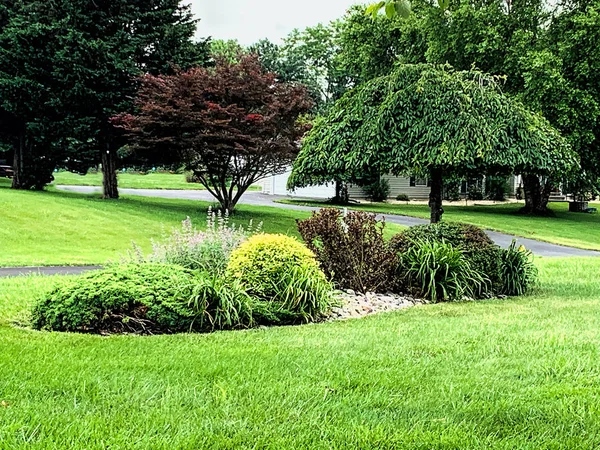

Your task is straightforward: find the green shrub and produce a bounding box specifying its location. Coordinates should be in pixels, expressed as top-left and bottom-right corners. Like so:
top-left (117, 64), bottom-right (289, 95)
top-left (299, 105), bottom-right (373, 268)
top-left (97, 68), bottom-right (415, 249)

top-left (485, 176), bottom-right (510, 201)
top-left (297, 208), bottom-right (399, 293)
top-left (467, 245), bottom-right (503, 296)
top-left (467, 185), bottom-right (484, 200)
top-left (499, 241), bottom-right (538, 296)
top-left (390, 222), bottom-right (493, 254)
top-left (227, 234), bottom-right (333, 323)
top-left (32, 264), bottom-right (201, 334)
top-left (187, 272), bottom-right (256, 330)
top-left (363, 177), bottom-right (390, 202)
top-left (400, 240), bottom-right (488, 302)
top-left (443, 180), bottom-right (461, 201)
top-left (396, 193), bottom-right (410, 202)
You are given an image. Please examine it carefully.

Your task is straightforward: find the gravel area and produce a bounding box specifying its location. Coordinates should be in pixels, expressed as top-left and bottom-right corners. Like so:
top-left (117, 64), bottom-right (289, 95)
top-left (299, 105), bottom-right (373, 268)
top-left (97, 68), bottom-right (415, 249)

top-left (329, 289), bottom-right (427, 320)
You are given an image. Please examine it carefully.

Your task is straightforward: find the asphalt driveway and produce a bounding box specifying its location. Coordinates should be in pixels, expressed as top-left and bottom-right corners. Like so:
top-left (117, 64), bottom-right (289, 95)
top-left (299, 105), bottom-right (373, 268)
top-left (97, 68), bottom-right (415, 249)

top-left (54, 185), bottom-right (600, 259)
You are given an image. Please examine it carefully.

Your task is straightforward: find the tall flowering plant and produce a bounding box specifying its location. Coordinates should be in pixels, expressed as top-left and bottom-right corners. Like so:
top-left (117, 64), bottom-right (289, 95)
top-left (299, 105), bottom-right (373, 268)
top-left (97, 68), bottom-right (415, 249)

top-left (126, 207), bottom-right (262, 273)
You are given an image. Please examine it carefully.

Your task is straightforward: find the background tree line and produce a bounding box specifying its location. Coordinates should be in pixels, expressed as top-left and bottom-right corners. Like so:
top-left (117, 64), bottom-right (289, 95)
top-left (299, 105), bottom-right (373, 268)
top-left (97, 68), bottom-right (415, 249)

top-left (1, 0), bottom-right (598, 215)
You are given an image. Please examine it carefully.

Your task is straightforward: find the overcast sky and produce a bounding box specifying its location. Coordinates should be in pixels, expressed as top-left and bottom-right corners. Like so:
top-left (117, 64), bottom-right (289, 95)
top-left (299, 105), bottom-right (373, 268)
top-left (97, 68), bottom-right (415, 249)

top-left (191, 1), bottom-right (362, 46)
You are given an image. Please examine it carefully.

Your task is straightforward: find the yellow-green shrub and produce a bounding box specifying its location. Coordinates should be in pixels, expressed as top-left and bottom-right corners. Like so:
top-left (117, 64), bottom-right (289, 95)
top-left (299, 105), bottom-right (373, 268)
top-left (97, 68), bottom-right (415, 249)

top-left (227, 234), bottom-right (332, 322)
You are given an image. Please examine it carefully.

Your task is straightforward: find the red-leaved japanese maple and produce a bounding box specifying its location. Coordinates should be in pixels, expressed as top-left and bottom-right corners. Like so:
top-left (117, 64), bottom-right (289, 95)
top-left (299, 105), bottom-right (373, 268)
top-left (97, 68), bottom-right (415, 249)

top-left (115, 55), bottom-right (313, 212)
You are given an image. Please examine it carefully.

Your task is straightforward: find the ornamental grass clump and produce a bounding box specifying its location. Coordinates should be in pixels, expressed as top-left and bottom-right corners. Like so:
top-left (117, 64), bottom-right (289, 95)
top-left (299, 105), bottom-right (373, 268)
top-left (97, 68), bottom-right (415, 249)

top-left (400, 240), bottom-right (488, 302)
top-left (392, 223), bottom-right (538, 299)
top-left (499, 240), bottom-right (538, 296)
top-left (186, 271), bottom-right (257, 330)
top-left (227, 234), bottom-right (333, 323)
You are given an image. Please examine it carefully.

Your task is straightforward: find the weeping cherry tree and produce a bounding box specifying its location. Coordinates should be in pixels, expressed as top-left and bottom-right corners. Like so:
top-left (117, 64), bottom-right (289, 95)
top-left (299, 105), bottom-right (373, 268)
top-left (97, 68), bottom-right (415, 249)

top-left (288, 64), bottom-right (578, 223)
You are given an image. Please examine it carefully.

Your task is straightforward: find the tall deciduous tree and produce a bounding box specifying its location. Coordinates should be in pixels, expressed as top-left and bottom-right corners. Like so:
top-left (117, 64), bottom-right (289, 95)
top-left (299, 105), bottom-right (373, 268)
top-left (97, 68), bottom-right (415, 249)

top-left (358, 0), bottom-right (600, 213)
top-left (117, 55), bottom-right (313, 213)
top-left (288, 64), bottom-right (576, 223)
top-left (543, 0), bottom-right (600, 202)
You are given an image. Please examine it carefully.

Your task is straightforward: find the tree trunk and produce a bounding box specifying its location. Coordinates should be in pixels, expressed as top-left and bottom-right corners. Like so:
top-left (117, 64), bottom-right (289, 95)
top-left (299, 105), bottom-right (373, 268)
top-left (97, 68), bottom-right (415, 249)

top-left (218, 184), bottom-right (248, 215)
top-left (429, 168), bottom-right (444, 223)
top-left (101, 145), bottom-right (119, 199)
top-left (11, 130), bottom-right (25, 190)
top-left (520, 174), bottom-right (552, 215)
top-left (334, 180), bottom-right (349, 204)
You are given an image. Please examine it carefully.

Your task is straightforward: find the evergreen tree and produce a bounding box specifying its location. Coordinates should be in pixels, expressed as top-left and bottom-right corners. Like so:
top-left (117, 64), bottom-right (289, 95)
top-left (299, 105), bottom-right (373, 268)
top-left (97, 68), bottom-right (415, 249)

top-left (0, 0), bottom-right (209, 196)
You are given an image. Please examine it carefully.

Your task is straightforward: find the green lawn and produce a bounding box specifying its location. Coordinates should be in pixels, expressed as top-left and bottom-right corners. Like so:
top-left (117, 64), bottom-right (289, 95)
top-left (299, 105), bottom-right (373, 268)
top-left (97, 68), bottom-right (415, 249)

top-left (1, 257), bottom-right (600, 448)
top-left (279, 199), bottom-right (600, 251)
top-left (52, 171), bottom-right (261, 191)
top-left (0, 181), bottom-right (403, 266)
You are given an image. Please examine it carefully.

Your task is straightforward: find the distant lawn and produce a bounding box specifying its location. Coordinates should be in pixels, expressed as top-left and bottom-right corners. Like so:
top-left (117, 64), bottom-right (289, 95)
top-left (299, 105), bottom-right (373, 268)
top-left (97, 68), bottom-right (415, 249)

top-left (0, 182), bottom-right (403, 266)
top-left (52, 171), bottom-right (261, 191)
top-left (279, 199), bottom-right (600, 251)
top-left (1, 257), bottom-right (600, 448)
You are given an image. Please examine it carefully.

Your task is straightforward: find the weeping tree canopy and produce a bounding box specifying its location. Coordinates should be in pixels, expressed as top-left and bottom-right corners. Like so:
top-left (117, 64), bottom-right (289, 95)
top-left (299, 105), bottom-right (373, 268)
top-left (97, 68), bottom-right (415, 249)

top-left (288, 64), bottom-right (578, 223)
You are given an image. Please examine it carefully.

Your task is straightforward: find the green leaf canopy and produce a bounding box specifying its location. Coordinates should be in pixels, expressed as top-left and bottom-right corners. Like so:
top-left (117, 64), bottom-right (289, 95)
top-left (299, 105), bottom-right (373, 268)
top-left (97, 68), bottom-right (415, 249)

top-left (288, 64), bottom-right (578, 191)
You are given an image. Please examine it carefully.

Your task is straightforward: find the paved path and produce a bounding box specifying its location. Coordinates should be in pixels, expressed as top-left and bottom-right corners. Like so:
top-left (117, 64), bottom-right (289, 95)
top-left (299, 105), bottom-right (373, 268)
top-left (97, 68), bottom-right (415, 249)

top-left (0, 266), bottom-right (102, 278)
top-left (2, 186), bottom-right (592, 278)
top-left (50, 185), bottom-right (600, 258)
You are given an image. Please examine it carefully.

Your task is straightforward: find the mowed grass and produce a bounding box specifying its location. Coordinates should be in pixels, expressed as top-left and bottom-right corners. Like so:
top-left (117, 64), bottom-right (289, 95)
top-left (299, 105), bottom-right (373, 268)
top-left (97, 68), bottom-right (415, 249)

top-left (1, 258), bottom-right (600, 448)
top-left (52, 170), bottom-right (261, 191)
top-left (0, 181), bottom-right (403, 266)
top-left (280, 199), bottom-right (600, 251)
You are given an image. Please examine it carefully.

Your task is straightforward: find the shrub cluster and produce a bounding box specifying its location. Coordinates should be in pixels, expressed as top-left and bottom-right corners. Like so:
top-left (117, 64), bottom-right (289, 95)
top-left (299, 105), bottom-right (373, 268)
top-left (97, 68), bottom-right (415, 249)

top-left (296, 209), bottom-right (537, 302)
top-left (227, 234), bottom-right (333, 323)
top-left (32, 264), bottom-right (201, 334)
top-left (363, 177), bottom-right (390, 202)
top-left (391, 222), bottom-right (538, 301)
top-left (390, 222), bottom-right (493, 254)
top-left (33, 220), bottom-right (333, 334)
top-left (297, 208), bottom-right (398, 293)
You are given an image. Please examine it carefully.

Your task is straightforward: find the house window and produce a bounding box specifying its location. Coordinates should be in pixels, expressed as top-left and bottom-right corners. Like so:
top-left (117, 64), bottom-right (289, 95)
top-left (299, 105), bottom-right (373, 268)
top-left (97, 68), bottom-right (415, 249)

top-left (410, 177), bottom-right (429, 187)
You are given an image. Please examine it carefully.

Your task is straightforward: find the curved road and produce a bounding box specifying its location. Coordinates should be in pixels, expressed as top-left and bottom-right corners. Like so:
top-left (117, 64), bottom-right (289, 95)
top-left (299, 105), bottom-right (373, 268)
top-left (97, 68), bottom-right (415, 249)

top-left (1, 185), bottom-right (597, 278)
top-left (56, 185), bottom-right (600, 258)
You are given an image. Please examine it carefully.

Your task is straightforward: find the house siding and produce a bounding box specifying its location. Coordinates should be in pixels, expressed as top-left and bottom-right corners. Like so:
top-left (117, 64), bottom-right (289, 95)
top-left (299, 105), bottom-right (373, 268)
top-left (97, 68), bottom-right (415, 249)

top-left (263, 170), bottom-right (522, 200)
top-left (348, 175), bottom-right (430, 199)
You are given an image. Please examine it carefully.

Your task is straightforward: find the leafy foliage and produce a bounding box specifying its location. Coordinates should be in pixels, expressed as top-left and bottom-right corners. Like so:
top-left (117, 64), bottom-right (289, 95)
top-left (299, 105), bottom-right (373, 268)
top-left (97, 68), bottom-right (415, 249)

top-left (400, 240), bottom-right (487, 302)
top-left (0, 0), bottom-right (209, 194)
top-left (32, 264), bottom-right (200, 334)
top-left (499, 241), bottom-right (538, 296)
top-left (485, 176), bottom-right (510, 201)
top-left (289, 64), bottom-right (576, 222)
top-left (365, 0), bottom-right (412, 19)
top-left (124, 209), bottom-right (261, 274)
top-left (363, 177), bottom-right (391, 202)
top-left (467, 245), bottom-right (504, 296)
top-left (227, 234), bottom-right (333, 322)
top-left (390, 222), bottom-right (494, 254)
top-left (117, 55), bottom-right (313, 212)
top-left (297, 208), bottom-right (398, 293)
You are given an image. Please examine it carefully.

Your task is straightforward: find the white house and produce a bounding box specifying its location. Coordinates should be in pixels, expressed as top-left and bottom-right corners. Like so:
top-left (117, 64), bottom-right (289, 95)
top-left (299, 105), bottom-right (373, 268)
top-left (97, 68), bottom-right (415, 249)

top-left (263, 169), bottom-right (522, 200)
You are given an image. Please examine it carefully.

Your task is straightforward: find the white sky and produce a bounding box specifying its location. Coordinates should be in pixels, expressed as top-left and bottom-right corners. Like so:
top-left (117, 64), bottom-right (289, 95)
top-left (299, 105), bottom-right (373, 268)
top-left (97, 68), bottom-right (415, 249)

top-left (191, 1), bottom-right (362, 46)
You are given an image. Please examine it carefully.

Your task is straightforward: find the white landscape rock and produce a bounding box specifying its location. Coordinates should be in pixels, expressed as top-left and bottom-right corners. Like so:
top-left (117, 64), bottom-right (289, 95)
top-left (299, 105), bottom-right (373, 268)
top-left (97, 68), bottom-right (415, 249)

top-left (328, 290), bottom-right (427, 320)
